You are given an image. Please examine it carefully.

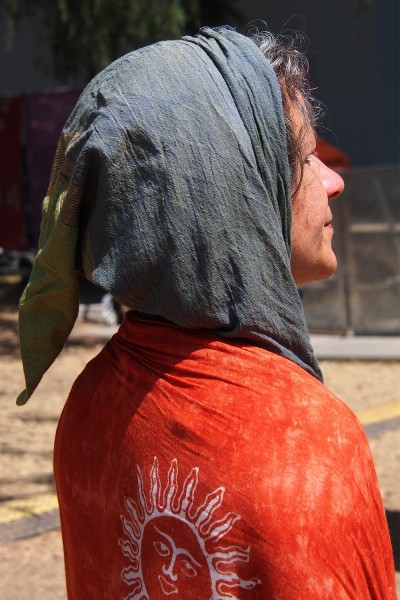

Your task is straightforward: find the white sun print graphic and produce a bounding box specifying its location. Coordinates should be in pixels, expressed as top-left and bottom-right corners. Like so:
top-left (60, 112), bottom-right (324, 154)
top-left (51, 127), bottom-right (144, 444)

top-left (118, 456), bottom-right (261, 599)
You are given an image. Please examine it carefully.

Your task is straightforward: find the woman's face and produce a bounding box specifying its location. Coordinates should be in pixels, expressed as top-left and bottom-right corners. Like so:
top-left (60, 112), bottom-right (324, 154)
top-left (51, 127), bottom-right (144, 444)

top-left (290, 109), bottom-right (345, 287)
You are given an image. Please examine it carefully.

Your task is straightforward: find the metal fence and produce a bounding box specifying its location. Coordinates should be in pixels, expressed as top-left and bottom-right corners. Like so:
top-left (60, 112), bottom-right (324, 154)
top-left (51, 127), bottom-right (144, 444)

top-left (301, 165), bottom-right (400, 335)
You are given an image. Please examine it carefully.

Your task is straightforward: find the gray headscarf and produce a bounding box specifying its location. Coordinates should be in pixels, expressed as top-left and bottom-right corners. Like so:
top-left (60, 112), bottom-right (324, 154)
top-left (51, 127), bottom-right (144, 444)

top-left (18, 27), bottom-right (322, 405)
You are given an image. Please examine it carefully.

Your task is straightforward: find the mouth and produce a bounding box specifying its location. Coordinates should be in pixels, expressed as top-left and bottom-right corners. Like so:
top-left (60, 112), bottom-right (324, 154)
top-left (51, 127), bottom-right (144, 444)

top-left (158, 575), bottom-right (178, 595)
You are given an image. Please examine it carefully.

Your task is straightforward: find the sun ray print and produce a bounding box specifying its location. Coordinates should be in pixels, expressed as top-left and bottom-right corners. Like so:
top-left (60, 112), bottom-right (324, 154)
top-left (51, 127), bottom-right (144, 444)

top-left (118, 456), bottom-right (261, 599)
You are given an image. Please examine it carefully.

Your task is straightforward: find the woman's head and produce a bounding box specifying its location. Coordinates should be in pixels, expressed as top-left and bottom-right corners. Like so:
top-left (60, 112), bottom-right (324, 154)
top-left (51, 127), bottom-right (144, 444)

top-left (18, 27), bottom-right (325, 404)
top-left (289, 108), bottom-right (344, 285)
top-left (253, 31), bottom-right (317, 192)
top-left (254, 31), bottom-right (344, 285)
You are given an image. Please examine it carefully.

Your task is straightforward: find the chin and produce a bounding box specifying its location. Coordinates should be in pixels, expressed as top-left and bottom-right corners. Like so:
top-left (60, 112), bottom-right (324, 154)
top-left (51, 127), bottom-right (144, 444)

top-left (294, 254), bottom-right (337, 287)
top-left (313, 254), bottom-right (338, 283)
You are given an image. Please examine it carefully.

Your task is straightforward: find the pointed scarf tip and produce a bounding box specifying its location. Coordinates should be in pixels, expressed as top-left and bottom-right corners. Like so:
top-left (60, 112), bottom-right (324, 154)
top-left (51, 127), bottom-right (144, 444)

top-left (16, 389), bottom-right (29, 406)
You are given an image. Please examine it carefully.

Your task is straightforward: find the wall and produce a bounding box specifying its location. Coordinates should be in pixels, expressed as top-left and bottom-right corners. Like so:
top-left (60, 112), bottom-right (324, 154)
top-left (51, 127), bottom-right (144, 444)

top-left (0, 14), bottom-right (83, 95)
top-left (236, 0), bottom-right (399, 167)
top-left (1, 2), bottom-right (398, 166)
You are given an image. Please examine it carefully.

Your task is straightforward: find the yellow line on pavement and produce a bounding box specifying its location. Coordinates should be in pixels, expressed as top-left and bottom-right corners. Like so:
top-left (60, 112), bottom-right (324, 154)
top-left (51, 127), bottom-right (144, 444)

top-left (0, 493), bottom-right (59, 525)
top-left (355, 398), bottom-right (400, 426)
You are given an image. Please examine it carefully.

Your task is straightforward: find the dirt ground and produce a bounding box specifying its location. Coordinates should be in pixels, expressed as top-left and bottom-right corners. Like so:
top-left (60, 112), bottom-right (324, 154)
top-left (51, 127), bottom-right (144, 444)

top-left (1, 304), bottom-right (399, 598)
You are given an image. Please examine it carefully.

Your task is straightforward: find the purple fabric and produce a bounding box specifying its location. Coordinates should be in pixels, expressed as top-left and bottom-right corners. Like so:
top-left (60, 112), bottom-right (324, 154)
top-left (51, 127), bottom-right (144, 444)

top-left (23, 88), bottom-right (82, 246)
top-left (0, 97), bottom-right (28, 250)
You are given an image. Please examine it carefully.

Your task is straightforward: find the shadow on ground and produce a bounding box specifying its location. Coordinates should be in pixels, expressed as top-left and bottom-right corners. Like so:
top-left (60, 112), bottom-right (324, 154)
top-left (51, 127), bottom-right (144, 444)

top-left (386, 510), bottom-right (400, 571)
top-left (0, 312), bottom-right (20, 356)
top-left (0, 276), bottom-right (110, 356)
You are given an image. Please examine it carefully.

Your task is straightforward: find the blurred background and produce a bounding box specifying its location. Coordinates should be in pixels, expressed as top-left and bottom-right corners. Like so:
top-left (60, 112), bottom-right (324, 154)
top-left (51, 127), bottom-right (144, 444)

top-left (0, 0), bottom-right (399, 332)
top-left (0, 1), bottom-right (399, 598)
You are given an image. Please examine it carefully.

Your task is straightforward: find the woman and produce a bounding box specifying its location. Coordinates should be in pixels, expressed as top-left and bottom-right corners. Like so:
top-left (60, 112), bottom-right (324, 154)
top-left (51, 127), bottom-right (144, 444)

top-left (18, 27), bottom-right (395, 598)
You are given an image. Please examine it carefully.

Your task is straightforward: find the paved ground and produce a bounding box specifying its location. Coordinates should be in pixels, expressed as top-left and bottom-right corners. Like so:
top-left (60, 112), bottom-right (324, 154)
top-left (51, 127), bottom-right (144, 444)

top-left (1, 301), bottom-right (399, 598)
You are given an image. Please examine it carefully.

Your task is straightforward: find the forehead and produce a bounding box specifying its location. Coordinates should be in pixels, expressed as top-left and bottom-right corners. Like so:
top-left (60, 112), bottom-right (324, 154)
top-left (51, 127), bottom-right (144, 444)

top-left (290, 98), bottom-right (316, 153)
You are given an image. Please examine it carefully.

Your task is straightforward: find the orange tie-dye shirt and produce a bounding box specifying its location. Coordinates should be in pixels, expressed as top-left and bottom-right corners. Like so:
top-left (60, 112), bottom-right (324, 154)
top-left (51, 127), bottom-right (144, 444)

top-left (54, 313), bottom-right (396, 599)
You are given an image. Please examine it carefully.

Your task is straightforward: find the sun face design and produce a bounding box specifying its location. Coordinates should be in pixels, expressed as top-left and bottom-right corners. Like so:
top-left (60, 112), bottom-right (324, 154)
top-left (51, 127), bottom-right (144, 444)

top-left (118, 456), bottom-right (261, 599)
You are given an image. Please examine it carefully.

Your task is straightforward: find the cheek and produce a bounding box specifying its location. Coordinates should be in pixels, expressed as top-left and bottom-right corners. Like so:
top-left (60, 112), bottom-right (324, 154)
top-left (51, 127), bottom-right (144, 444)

top-left (290, 179), bottom-right (335, 285)
top-left (292, 175), bottom-right (327, 234)
top-left (291, 200), bottom-right (318, 247)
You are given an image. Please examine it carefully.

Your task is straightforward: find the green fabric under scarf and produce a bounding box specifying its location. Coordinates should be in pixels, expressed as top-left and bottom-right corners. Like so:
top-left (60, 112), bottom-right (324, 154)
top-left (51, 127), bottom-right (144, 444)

top-left (17, 171), bottom-right (80, 404)
top-left (18, 27), bottom-right (322, 405)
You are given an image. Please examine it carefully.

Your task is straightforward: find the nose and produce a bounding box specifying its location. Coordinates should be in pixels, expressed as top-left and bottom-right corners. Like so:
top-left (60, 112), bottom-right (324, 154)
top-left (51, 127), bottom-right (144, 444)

top-left (318, 157), bottom-right (345, 200)
top-left (162, 559), bottom-right (178, 582)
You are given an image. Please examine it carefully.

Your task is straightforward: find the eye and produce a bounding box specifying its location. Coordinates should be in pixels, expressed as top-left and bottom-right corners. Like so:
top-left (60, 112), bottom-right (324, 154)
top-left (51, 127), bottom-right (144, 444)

top-left (305, 150), bottom-right (318, 164)
top-left (180, 559), bottom-right (198, 578)
top-left (154, 541), bottom-right (170, 557)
